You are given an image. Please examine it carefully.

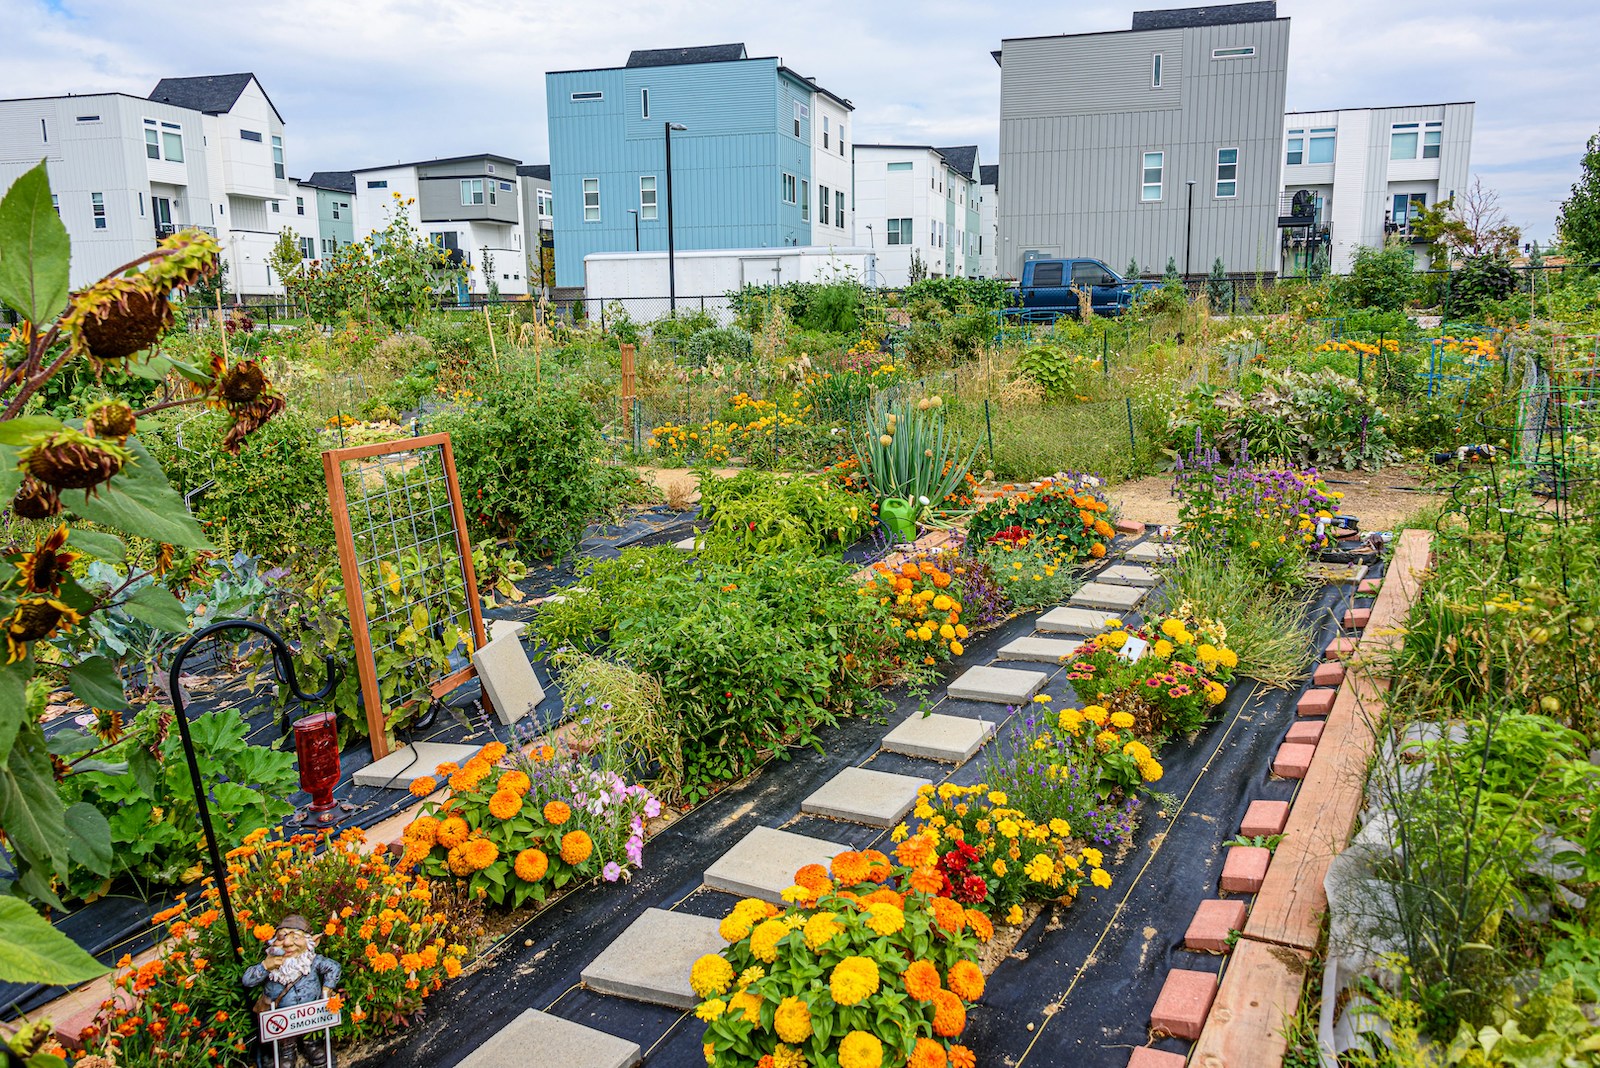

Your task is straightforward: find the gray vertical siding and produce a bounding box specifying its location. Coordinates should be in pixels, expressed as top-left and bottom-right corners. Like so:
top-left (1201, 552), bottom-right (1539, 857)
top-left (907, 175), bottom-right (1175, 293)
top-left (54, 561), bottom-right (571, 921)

top-left (998, 18), bottom-right (1288, 278)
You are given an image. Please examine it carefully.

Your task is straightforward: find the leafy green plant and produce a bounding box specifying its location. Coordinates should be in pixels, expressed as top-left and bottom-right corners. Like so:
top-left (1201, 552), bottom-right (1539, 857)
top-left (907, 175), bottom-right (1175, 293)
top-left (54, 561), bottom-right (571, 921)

top-left (1341, 243), bottom-right (1418, 312)
top-left (695, 469), bottom-right (870, 564)
top-left (848, 393), bottom-right (980, 520)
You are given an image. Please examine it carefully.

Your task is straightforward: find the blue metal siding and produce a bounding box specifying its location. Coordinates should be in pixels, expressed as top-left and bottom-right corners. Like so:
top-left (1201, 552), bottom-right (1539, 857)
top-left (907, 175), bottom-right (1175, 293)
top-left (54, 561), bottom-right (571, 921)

top-left (548, 59), bottom-right (804, 287)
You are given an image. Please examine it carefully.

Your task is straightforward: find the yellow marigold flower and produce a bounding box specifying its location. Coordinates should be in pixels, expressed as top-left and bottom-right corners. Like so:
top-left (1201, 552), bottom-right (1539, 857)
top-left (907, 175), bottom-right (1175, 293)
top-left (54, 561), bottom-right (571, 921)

top-left (803, 911), bottom-right (844, 950)
top-left (991, 858), bottom-right (1007, 877)
top-left (694, 998), bottom-right (726, 1022)
top-left (1160, 618), bottom-right (1184, 639)
top-left (1049, 818), bottom-right (1072, 837)
top-left (1153, 638), bottom-right (1175, 659)
top-left (1095, 730), bottom-right (1119, 751)
top-left (774, 995), bottom-right (813, 1043)
top-left (772, 1044), bottom-right (807, 1068)
top-left (736, 965), bottom-right (765, 990)
top-left (1110, 710), bottom-right (1136, 730)
top-left (949, 639), bottom-right (964, 656)
top-left (1082, 846), bottom-right (1104, 868)
top-left (829, 956), bottom-right (881, 1006)
top-left (728, 990), bottom-right (762, 1023)
top-left (1025, 854), bottom-right (1055, 883)
top-left (838, 1030), bottom-right (884, 1068)
top-left (865, 902), bottom-right (905, 936)
top-left (1091, 868), bottom-right (1113, 888)
top-left (1218, 648), bottom-right (1239, 669)
top-left (987, 790), bottom-right (1008, 806)
top-left (890, 822), bottom-right (909, 842)
top-left (750, 918), bottom-right (789, 963)
top-left (1140, 759), bottom-right (1164, 782)
top-left (690, 954), bottom-right (734, 998)
top-left (1006, 904), bottom-right (1024, 925)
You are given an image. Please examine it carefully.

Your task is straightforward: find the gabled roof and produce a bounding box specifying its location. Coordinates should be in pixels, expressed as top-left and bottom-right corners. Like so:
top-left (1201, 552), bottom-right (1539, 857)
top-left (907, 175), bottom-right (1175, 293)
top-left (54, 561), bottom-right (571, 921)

top-left (149, 73), bottom-right (283, 123)
top-left (1131, 2), bottom-right (1277, 31)
top-left (304, 170), bottom-right (356, 194)
top-left (934, 146), bottom-right (978, 180)
top-left (626, 44), bottom-right (747, 68)
top-left (349, 153), bottom-right (521, 174)
top-left (516, 164), bottom-right (551, 180)
top-left (979, 164), bottom-right (999, 186)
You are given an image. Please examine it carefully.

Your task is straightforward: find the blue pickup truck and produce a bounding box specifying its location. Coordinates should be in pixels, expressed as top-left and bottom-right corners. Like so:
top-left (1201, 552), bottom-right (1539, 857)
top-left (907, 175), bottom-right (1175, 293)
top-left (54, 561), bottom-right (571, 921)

top-left (1001, 258), bottom-right (1152, 320)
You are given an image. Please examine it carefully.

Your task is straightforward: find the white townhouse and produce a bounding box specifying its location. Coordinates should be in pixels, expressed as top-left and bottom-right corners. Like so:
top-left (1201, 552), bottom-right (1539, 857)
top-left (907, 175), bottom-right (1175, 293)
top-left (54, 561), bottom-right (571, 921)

top-left (852, 144), bottom-right (981, 287)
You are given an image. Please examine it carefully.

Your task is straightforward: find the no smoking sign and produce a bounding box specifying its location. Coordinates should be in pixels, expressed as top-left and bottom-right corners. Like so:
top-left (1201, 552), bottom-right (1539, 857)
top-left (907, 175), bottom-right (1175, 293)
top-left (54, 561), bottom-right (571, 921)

top-left (259, 997), bottom-right (342, 1042)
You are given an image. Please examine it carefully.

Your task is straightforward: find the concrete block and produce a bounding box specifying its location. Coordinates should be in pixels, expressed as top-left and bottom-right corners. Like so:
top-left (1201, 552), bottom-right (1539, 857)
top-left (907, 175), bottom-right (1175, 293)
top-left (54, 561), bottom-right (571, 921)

top-left (456, 1009), bottom-right (640, 1068)
top-left (1273, 742), bottom-right (1317, 780)
top-left (1036, 606), bottom-right (1119, 636)
top-left (1240, 800), bottom-right (1291, 839)
top-left (1124, 540), bottom-right (1187, 563)
top-left (947, 664), bottom-right (1047, 705)
top-left (1069, 581), bottom-right (1147, 612)
top-left (352, 741), bottom-right (483, 790)
top-left (1286, 720), bottom-right (1325, 746)
top-left (996, 636), bottom-right (1079, 664)
top-left (703, 827), bottom-right (848, 903)
top-left (487, 619), bottom-right (527, 642)
top-left (801, 767), bottom-right (930, 828)
top-left (881, 713), bottom-right (995, 764)
top-left (1221, 846), bottom-right (1270, 893)
top-left (472, 631), bottom-right (545, 726)
top-left (1150, 968), bottom-right (1218, 1041)
top-left (580, 909), bottom-right (725, 1009)
top-left (1097, 564), bottom-right (1160, 588)
top-left (1312, 662), bottom-right (1346, 687)
top-left (1297, 689), bottom-right (1336, 717)
top-left (1184, 899), bottom-right (1248, 953)
top-left (673, 536), bottom-right (697, 552)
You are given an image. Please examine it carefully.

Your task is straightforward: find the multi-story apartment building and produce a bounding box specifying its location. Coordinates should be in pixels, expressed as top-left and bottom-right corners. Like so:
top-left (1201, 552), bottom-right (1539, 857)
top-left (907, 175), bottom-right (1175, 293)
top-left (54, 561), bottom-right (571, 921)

top-left (279, 176), bottom-right (323, 267)
top-left (1276, 102), bottom-right (1474, 275)
top-left (545, 43), bottom-right (854, 290)
top-left (303, 170), bottom-right (356, 259)
top-left (978, 164), bottom-right (1000, 278)
top-left (853, 144), bottom-right (980, 287)
top-left (348, 154), bottom-right (529, 297)
top-left (516, 164), bottom-right (554, 293)
top-left (995, 2), bottom-right (1289, 279)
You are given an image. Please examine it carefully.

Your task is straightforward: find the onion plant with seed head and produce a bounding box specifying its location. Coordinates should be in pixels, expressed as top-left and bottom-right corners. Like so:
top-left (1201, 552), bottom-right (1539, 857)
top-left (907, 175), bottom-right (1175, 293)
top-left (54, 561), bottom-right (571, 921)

top-left (847, 391), bottom-right (981, 517)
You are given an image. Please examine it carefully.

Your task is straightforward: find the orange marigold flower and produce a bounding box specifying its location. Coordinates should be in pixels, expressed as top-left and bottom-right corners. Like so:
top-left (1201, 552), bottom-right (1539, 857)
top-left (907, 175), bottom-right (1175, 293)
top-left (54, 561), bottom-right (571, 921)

top-left (861, 849), bottom-right (892, 883)
top-left (931, 988), bottom-right (967, 1037)
top-left (444, 956), bottom-right (462, 978)
top-left (499, 770), bottom-right (531, 796)
top-left (543, 801), bottom-right (571, 826)
top-left (446, 846), bottom-right (474, 876)
top-left (560, 830), bottom-right (593, 866)
top-left (895, 834), bottom-right (937, 869)
top-left (930, 897), bottom-right (967, 934)
top-left (909, 866), bottom-right (944, 895)
top-left (964, 909), bottom-right (994, 943)
top-left (252, 923), bottom-right (275, 941)
top-left (1089, 542), bottom-right (1107, 558)
top-left (909, 1037), bottom-right (948, 1068)
top-left (488, 790), bottom-right (521, 820)
top-left (794, 863), bottom-right (832, 891)
top-left (462, 838), bottom-right (498, 871)
top-left (863, 887), bottom-right (904, 909)
top-left (903, 959), bottom-right (941, 1001)
top-left (437, 816), bottom-right (470, 848)
top-left (829, 851), bottom-right (870, 887)
top-left (514, 848), bottom-right (549, 882)
top-left (949, 1044), bottom-right (977, 1068)
top-left (408, 776), bottom-right (438, 797)
top-left (947, 959), bottom-right (985, 1001)
top-left (478, 741), bottom-right (508, 762)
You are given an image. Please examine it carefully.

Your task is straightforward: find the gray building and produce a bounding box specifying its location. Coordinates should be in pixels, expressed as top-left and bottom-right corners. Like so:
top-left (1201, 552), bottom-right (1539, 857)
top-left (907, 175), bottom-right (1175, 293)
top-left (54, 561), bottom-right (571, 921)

top-left (516, 163), bottom-right (553, 294)
top-left (995, 2), bottom-right (1289, 280)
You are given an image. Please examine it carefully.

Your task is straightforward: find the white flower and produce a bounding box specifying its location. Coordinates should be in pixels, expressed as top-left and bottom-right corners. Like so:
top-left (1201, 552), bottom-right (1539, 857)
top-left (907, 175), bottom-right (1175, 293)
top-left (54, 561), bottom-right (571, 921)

top-left (918, 495), bottom-right (930, 506)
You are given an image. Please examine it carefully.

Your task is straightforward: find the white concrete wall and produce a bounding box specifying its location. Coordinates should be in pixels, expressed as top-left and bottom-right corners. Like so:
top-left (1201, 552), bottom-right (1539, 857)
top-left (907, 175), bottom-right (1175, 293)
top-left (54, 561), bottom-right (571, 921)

top-left (584, 245), bottom-right (877, 317)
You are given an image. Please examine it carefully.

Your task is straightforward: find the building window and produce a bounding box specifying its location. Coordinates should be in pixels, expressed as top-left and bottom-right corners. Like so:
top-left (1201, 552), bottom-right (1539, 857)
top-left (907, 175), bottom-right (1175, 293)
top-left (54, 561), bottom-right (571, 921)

top-left (162, 129), bottom-right (184, 162)
top-left (583, 178), bottom-right (600, 222)
top-left (51, 194), bottom-right (59, 216)
top-left (887, 218), bottom-right (912, 245)
top-left (40, 118), bottom-right (47, 142)
top-left (331, 202), bottom-right (342, 220)
top-left (782, 173), bottom-right (797, 204)
top-left (1211, 46), bottom-right (1255, 59)
top-left (537, 190), bottom-right (552, 217)
top-left (1306, 127), bottom-right (1335, 164)
top-left (641, 88), bottom-right (650, 118)
top-left (1392, 192), bottom-right (1427, 230)
top-left (271, 200), bottom-right (281, 213)
top-left (887, 162), bottom-right (913, 172)
top-left (800, 180), bottom-right (810, 221)
top-left (272, 135), bottom-right (285, 179)
top-left (822, 116), bottom-right (830, 149)
top-left (76, 114), bottom-right (101, 123)
top-left (793, 101), bottom-right (808, 137)
top-left (145, 127), bottom-right (160, 160)
top-left (639, 176), bottom-right (658, 221)
top-left (489, 184), bottom-right (497, 206)
top-left (461, 178), bottom-right (485, 205)
top-left (299, 236), bottom-right (315, 259)
top-left (571, 91), bottom-right (603, 101)
top-left (91, 192), bottom-right (106, 229)
top-left (1151, 53), bottom-right (1163, 87)
top-left (1285, 128), bottom-right (1304, 166)
top-left (367, 180), bottom-right (388, 189)
top-left (296, 196), bottom-right (305, 215)
top-left (1215, 147), bottom-right (1238, 198)
top-left (1423, 122), bottom-right (1442, 159)
top-left (835, 190), bottom-right (845, 228)
top-left (240, 129), bottom-right (262, 142)
top-left (1141, 151), bottom-right (1164, 202)
top-left (1390, 123), bottom-right (1420, 160)
top-left (819, 184), bottom-right (830, 225)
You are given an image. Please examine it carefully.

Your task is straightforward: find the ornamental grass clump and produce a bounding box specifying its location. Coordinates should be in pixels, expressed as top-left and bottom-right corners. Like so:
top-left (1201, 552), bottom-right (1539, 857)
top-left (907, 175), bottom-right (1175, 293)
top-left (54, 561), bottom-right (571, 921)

top-left (848, 392), bottom-right (981, 520)
top-left (400, 740), bottom-right (657, 908)
top-left (694, 848), bottom-right (986, 1068)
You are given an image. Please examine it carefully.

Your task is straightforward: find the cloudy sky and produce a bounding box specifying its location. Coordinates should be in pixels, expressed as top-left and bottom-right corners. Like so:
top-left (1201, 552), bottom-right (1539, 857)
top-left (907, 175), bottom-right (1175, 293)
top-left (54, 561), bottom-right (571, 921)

top-left (6, 0), bottom-right (1593, 241)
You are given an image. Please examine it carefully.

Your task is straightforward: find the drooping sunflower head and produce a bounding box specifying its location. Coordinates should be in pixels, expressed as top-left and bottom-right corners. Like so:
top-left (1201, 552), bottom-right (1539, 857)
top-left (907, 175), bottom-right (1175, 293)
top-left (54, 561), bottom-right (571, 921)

top-left (19, 427), bottom-right (132, 496)
top-left (4, 597), bottom-right (84, 663)
top-left (13, 526), bottom-right (78, 595)
top-left (84, 399), bottom-right (137, 443)
top-left (10, 475), bottom-right (62, 520)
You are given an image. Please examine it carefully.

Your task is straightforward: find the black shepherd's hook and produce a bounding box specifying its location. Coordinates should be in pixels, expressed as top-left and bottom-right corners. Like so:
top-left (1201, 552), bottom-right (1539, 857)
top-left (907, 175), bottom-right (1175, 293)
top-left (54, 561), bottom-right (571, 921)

top-left (166, 619), bottom-right (340, 964)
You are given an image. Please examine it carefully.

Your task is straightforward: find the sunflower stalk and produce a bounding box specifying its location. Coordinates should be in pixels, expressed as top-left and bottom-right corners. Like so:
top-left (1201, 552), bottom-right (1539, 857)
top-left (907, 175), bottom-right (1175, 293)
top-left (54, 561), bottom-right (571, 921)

top-left (848, 391), bottom-right (982, 519)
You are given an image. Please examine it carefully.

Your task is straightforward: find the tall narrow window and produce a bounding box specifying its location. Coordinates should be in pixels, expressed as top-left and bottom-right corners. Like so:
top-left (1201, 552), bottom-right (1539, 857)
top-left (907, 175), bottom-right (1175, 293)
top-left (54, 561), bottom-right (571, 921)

top-left (1285, 128), bottom-right (1304, 166)
top-left (1141, 151), bottom-right (1164, 202)
top-left (1151, 53), bottom-right (1163, 87)
top-left (823, 115), bottom-right (830, 149)
top-left (819, 184), bottom-right (830, 225)
top-left (1390, 123), bottom-right (1420, 160)
top-left (271, 135), bottom-right (285, 179)
top-left (639, 175), bottom-right (657, 221)
top-left (145, 127), bottom-right (160, 160)
top-left (782, 173), bottom-right (797, 203)
top-left (583, 178), bottom-right (600, 222)
top-left (296, 196), bottom-right (305, 215)
top-left (1423, 122), bottom-right (1442, 159)
top-left (835, 190), bottom-right (845, 228)
top-left (800, 180), bottom-right (810, 222)
top-left (1215, 147), bottom-right (1238, 198)
top-left (91, 192), bottom-right (106, 229)
top-left (641, 88), bottom-right (650, 118)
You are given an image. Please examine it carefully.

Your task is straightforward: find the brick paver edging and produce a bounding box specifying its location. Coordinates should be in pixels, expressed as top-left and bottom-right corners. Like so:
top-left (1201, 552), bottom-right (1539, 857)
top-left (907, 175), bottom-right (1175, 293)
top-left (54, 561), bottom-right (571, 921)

top-left (1188, 529), bottom-right (1432, 1068)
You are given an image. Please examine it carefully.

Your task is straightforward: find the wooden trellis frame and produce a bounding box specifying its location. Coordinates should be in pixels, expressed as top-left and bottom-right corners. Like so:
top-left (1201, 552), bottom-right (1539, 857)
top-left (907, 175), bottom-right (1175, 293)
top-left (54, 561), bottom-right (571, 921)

top-left (322, 433), bottom-right (489, 760)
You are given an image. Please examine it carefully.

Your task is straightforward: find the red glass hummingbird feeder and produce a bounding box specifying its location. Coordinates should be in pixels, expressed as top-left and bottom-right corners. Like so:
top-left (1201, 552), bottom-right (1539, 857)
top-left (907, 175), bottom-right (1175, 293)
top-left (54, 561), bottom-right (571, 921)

top-left (293, 710), bottom-right (342, 826)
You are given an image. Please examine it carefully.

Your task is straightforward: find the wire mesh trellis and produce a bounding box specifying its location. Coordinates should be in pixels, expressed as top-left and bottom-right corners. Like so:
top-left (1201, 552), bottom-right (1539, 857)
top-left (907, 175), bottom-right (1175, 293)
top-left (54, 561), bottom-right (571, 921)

top-left (322, 433), bottom-right (488, 759)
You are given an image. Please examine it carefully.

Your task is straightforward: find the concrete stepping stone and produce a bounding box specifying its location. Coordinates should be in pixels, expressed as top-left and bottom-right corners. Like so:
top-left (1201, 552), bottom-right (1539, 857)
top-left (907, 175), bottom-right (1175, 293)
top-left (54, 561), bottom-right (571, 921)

top-left (1184, 899), bottom-right (1248, 953)
top-left (472, 631), bottom-right (546, 726)
top-left (1123, 540), bottom-right (1187, 563)
top-left (947, 664), bottom-right (1047, 704)
top-left (703, 827), bottom-right (848, 903)
top-left (1036, 606), bottom-right (1118, 636)
top-left (802, 767), bottom-right (930, 827)
top-left (673, 535), bottom-right (697, 551)
top-left (352, 741), bottom-right (482, 789)
top-left (581, 908), bottom-right (725, 1009)
top-left (487, 618), bottom-right (527, 642)
top-left (1069, 581), bottom-right (1146, 612)
top-left (1151, 968), bottom-right (1218, 1040)
top-left (997, 636), bottom-right (1078, 664)
top-left (456, 1008), bottom-right (640, 1068)
top-left (1096, 564), bottom-right (1160, 588)
top-left (881, 713), bottom-right (994, 763)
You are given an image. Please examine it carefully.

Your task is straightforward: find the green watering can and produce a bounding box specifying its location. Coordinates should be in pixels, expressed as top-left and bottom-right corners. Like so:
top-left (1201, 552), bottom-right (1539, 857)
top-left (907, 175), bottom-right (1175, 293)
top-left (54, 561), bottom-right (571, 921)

top-left (879, 497), bottom-right (919, 544)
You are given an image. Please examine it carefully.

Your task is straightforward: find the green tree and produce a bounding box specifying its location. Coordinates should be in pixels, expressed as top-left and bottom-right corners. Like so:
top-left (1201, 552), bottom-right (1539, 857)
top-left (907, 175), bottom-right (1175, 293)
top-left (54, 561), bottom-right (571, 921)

top-left (1557, 130), bottom-right (1600, 263)
top-left (1342, 243), bottom-right (1417, 312)
top-left (1206, 257), bottom-right (1230, 311)
top-left (1163, 256), bottom-right (1180, 283)
top-left (267, 228), bottom-right (303, 307)
top-left (1125, 256), bottom-right (1141, 280)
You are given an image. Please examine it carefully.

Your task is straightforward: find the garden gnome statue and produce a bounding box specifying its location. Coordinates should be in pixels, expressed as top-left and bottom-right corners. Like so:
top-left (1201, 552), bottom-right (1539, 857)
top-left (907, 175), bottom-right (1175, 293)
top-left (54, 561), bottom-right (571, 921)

top-left (243, 914), bottom-right (342, 1068)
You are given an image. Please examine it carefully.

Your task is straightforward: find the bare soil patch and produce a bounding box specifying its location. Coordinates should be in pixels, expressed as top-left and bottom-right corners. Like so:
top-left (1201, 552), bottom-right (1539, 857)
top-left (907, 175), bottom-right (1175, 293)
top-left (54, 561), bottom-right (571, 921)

top-left (1108, 464), bottom-right (1441, 531)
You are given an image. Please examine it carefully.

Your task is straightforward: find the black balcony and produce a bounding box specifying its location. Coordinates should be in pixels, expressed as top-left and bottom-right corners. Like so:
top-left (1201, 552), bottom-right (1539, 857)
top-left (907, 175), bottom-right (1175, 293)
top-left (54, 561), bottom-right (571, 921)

top-left (1278, 189), bottom-right (1320, 228)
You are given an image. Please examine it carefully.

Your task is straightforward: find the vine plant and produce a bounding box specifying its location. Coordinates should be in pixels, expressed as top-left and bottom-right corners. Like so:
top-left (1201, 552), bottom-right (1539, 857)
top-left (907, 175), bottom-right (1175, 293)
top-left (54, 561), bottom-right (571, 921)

top-left (0, 161), bottom-right (287, 1006)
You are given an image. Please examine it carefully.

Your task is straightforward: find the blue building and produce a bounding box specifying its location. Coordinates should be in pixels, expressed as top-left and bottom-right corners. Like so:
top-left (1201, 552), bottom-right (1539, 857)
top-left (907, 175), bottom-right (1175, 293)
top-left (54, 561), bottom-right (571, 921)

top-left (546, 43), bottom-right (854, 290)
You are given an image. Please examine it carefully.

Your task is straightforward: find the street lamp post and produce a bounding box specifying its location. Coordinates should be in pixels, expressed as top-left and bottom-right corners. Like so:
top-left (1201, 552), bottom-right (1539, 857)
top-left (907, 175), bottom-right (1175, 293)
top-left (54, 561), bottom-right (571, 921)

top-left (665, 122), bottom-right (688, 312)
top-left (1184, 179), bottom-right (1197, 279)
top-left (627, 209), bottom-right (640, 252)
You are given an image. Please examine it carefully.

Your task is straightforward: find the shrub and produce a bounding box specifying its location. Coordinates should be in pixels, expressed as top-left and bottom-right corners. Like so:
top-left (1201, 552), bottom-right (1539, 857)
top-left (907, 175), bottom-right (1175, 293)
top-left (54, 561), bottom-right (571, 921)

top-left (1341, 244), bottom-right (1418, 312)
top-left (429, 381), bottom-right (603, 558)
top-left (800, 281), bottom-right (862, 334)
top-left (685, 324), bottom-right (753, 366)
top-left (1445, 254), bottom-right (1519, 319)
top-left (902, 275), bottom-right (1011, 313)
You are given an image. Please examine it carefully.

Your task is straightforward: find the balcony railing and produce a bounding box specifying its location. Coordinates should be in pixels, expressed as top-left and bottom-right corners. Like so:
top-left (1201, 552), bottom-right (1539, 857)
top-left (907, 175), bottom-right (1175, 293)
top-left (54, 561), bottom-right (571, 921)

top-left (155, 224), bottom-right (219, 240)
top-left (1278, 190), bottom-right (1322, 228)
top-left (1383, 220), bottom-right (1431, 245)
